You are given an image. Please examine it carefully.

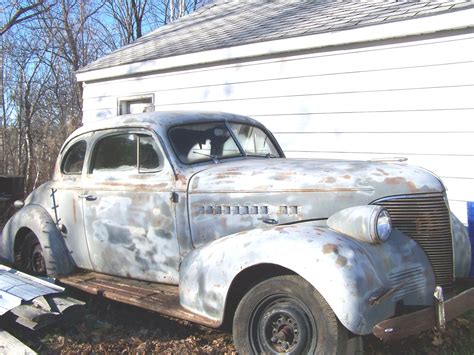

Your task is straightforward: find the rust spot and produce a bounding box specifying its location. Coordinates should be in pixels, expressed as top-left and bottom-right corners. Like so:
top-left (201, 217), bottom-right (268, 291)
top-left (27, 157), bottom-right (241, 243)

top-left (273, 172), bottom-right (294, 181)
top-left (97, 181), bottom-right (170, 191)
top-left (323, 243), bottom-right (338, 254)
top-left (384, 177), bottom-right (405, 185)
top-left (176, 173), bottom-right (187, 185)
top-left (342, 175), bottom-right (351, 180)
top-left (216, 172), bottom-right (240, 179)
top-left (407, 181), bottom-right (417, 192)
top-left (336, 255), bottom-right (347, 267)
top-left (377, 168), bottom-right (389, 176)
top-left (321, 176), bottom-right (336, 184)
top-left (72, 198), bottom-right (77, 224)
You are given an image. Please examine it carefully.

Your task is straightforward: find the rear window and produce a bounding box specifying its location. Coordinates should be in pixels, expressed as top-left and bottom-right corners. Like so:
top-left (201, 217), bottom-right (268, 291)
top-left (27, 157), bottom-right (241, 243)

top-left (62, 141), bottom-right (86, 174)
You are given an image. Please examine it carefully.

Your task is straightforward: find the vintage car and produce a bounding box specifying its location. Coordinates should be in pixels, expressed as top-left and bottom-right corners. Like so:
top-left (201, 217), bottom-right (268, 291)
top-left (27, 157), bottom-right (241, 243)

top-left (1, 111), bottom-right (473, 354)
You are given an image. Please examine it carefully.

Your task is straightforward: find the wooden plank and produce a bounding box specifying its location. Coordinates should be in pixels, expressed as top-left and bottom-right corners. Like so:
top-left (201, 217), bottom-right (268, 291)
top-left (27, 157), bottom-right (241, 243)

top-left (82, 35), bottom-right (474, 99)
top-left (8, 295), bottom-right (85, 330)
top-left (0, 329), bottom-right (36, 355)
top-left (83, 61), bottom-right (474, 107)
top-left (152, 86), bottom-right (472, 116)
top-left (274, 131), bottom-right (474, 156)
top-left (82, 108), bottom-right (115, 123)
top-left (58, 272), bottom-right (220, 328)
top-left (257, 109), bottom-right (474, 134)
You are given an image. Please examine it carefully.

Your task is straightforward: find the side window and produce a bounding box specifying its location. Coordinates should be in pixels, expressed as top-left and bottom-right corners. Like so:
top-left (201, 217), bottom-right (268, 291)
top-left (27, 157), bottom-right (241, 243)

top-left (139, 135), bottom-right (161, 172)
top-left (92, 134), bottom-right (137, 173)
top-left (62, 141), bottom-right (86, 174)
top-left (91, 133), bottom-right (161, 174)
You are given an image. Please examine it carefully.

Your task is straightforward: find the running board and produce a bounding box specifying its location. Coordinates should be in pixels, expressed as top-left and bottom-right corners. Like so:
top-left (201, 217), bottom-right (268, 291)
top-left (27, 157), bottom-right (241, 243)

top-left (58, 272), bottom-right (219, 328)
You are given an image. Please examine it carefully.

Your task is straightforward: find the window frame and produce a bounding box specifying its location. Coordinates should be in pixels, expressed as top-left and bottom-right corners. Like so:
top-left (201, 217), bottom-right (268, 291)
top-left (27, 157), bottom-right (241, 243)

top-left (61, 139), bottom-right (87, 176)
top-left (227, 122), bottom-right (281, 158)
top-left (167, 120), bottom-right (284, 165)
top-left (88, 129), bottom-right (165, 176)
top-left (117, 94), bottom-right (154, 116)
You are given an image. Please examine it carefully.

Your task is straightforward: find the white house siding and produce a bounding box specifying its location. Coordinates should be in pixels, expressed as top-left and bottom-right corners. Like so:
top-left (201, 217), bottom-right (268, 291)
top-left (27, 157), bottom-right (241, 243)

top-left (82, 32), bottom-right (474, 224)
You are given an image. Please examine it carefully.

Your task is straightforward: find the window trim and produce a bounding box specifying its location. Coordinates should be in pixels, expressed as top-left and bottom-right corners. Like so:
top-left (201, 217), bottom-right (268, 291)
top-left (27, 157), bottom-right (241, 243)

top-left (61, 140), bottom-right (87, 176)
top-left (117, 94), bottom-right (154, 116)
top-left (88, 129), bottom-right (164, 176)
top-left (167, 120), bottom-right (284, 165)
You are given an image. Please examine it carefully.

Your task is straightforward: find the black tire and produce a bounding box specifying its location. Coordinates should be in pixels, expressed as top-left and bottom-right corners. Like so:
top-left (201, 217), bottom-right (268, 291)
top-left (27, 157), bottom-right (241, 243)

top-left (233, 275), bottom-right (347, 355)
top-left (16, 232), bottom-right (47, 276)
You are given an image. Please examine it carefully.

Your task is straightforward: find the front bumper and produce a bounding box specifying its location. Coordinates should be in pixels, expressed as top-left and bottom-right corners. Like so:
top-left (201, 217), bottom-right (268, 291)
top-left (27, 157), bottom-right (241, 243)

top-left (373, 286), bottom-right (474, 341)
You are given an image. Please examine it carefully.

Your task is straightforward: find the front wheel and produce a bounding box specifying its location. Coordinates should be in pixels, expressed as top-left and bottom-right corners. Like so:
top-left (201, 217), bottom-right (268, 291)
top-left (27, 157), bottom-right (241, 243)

top-left (232, 275), bottom-right (347, 354)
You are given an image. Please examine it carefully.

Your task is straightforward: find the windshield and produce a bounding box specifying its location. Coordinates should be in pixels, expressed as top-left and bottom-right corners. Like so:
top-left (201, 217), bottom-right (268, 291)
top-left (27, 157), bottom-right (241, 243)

top-left (228, 123), bottom-right (279, 158)
top-left (168, 121), bottom-right (280, 164)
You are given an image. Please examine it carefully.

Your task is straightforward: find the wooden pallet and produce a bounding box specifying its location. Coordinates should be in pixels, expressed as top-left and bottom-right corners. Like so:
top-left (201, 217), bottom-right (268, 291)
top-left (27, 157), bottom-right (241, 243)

top-left (58, 272), bottom-right (219, 328)
top-left (0, 329), bottom-right (36, 355)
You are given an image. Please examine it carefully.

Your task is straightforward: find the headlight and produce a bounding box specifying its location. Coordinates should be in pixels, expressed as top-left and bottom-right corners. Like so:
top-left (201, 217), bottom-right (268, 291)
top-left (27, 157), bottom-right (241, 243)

top-left (375, 208), bottom-right (392, 242)
top-left (327, 205), bottom-right (392, 244)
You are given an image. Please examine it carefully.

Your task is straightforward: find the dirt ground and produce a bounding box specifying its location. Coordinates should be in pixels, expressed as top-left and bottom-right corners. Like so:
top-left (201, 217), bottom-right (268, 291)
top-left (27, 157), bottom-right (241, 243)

top-left (5, 289), bottom-right (474, 354)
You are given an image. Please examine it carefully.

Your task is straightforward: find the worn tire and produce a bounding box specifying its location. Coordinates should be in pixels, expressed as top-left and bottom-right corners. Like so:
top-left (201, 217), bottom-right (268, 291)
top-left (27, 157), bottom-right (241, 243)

top-left (15, 231), bottom-right (47, 276)
top-left (233, 275), bottom-right (347, 355)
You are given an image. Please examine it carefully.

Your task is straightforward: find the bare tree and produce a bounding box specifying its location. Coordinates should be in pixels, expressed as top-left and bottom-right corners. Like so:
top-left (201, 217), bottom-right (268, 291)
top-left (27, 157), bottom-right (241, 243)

top-left (107, 0), bottom-right (148, 45)
top-left (1, 0), bottom-right (52, 174)
top-left (1, 0), bottom-right (207, 190)
top-left (0, 0), bottom-right (50, 35)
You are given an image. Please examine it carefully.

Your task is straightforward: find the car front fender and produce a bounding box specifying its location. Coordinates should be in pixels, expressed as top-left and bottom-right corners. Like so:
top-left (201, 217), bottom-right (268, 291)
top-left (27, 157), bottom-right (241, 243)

top-left (0, 204), bottom-right (75, 276)
top-left (451, 212), bottom-right (471, 278)
top-left (179, 221), bottom-right (435, 335)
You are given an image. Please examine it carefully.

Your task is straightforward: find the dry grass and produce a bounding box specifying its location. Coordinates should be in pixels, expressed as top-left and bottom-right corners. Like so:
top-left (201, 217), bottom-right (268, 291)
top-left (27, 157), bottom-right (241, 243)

top-left (6, 289), bottom-right (474, 354)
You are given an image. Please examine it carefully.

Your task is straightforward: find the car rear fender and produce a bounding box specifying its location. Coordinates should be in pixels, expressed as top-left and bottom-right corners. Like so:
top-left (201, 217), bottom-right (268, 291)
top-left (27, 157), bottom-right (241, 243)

top-left (0, 204), bottom-right (75, 276)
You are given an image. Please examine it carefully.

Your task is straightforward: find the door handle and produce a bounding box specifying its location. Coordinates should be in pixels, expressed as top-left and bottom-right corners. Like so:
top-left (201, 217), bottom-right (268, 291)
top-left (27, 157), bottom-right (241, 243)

top-left (79, 194), bottom-right (97, 201)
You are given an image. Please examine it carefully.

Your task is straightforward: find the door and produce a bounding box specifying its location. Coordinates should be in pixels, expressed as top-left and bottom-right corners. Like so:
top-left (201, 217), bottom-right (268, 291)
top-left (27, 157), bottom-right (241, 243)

top-left (53, 134), bottom-right (93, 269)
top-left (81, 129), bottom-right (180, 284)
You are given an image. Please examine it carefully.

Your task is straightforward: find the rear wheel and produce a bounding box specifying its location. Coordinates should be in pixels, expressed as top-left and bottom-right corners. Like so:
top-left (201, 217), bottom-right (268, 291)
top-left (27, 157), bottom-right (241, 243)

top-left (15, 232), bottom-right (46, 276)
top-left (232, 275), bottom-right (347, 354)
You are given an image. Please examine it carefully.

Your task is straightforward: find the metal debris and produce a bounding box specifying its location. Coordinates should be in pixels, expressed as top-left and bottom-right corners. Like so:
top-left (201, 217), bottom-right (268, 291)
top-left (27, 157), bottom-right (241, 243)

top-left (0, 264), bottom-right (64, 316)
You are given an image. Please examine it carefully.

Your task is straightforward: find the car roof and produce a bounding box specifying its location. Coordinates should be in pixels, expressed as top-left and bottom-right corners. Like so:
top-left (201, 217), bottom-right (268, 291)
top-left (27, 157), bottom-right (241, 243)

top-left (67, 110), bottom-right (261, 143)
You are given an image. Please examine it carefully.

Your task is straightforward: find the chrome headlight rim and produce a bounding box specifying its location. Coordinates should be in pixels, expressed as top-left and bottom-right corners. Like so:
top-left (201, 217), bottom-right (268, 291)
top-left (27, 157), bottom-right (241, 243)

top-left (371, 206), bottom-right (392, 243)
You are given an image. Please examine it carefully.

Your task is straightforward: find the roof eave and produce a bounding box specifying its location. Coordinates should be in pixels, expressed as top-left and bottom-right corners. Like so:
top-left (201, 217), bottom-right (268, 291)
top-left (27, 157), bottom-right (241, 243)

top-left (76, 7), bottom-right (474, 83)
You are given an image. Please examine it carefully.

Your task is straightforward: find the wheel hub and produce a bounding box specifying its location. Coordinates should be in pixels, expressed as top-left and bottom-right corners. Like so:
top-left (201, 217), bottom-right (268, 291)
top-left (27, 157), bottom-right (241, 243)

top-left (31, 246), bottom-right (46, 274)
top-left (270, 315), bottom-right (298, 351)
top-left (258, 302), bottom-right (313, 354)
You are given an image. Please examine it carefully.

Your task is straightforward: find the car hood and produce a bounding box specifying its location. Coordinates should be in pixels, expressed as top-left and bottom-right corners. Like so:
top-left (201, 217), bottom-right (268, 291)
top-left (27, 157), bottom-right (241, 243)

top-left (187, 158), bottom-right (444, 247)
top-left (188, 158), bottom-right (443, 197)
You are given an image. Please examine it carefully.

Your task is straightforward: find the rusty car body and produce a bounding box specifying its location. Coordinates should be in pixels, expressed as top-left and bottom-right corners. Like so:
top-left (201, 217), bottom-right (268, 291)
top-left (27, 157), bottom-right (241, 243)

top-left (0, 111), bottom-right (473, 354)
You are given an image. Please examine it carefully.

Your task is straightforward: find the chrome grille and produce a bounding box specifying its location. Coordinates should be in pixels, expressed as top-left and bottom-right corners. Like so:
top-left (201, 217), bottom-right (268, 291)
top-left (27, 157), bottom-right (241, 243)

top-left (373, 193), bottom-right (454, 288)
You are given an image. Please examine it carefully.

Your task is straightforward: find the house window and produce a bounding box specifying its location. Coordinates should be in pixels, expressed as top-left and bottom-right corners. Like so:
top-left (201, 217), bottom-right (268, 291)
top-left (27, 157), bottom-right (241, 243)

top-left (118, 95), bottom-right (154, 115)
